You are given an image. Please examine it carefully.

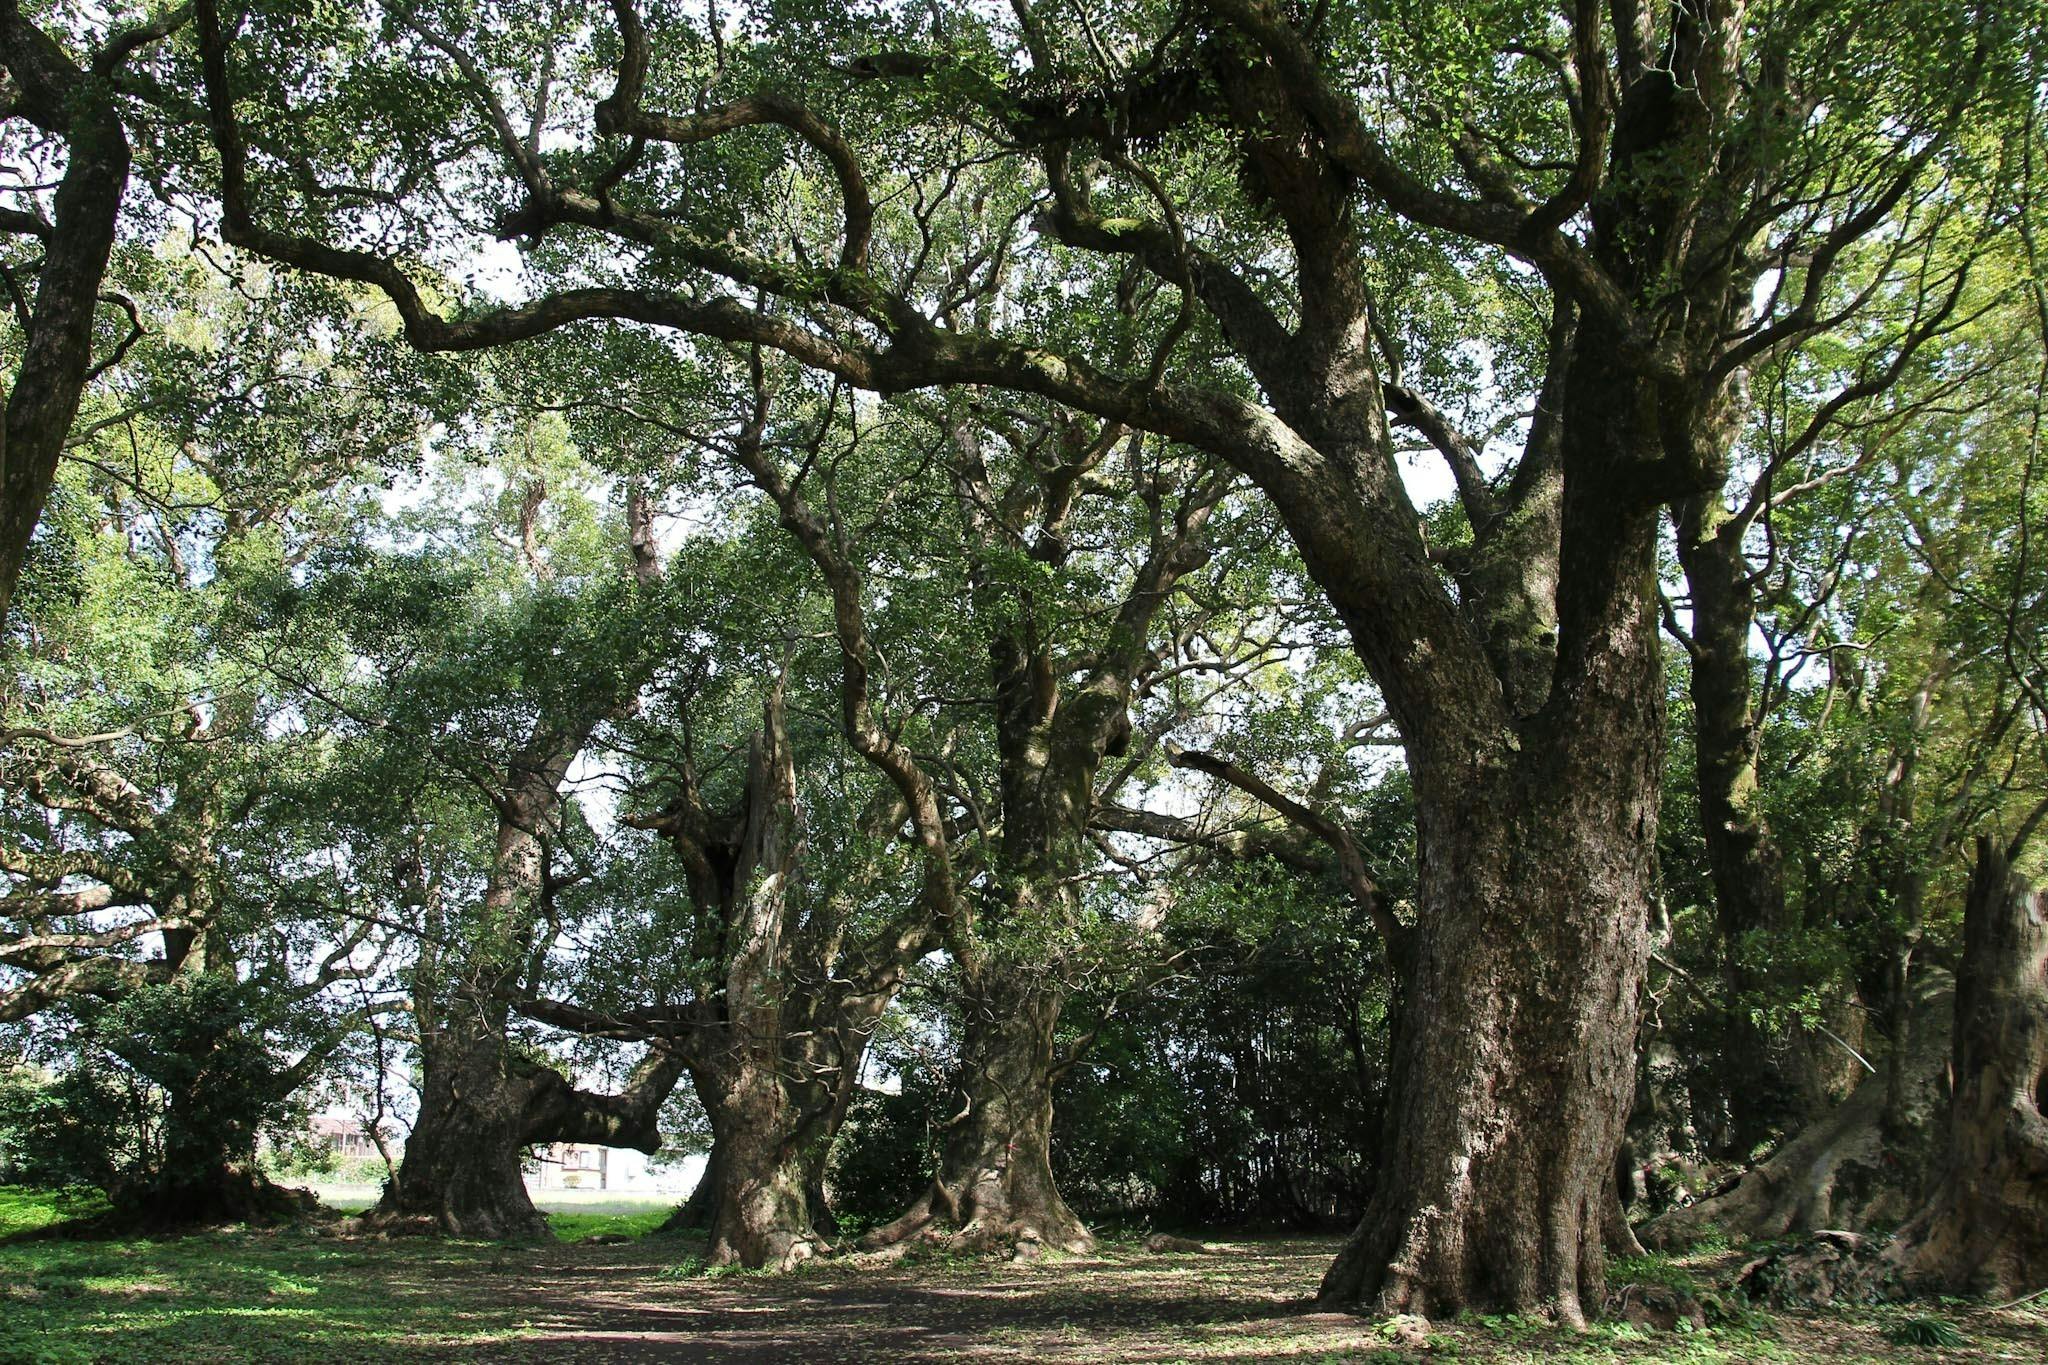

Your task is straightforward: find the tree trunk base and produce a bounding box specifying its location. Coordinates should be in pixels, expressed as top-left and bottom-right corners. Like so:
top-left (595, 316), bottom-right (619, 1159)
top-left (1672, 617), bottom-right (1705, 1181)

top-left (1642, 974), bottom-right (1952, 1253)
top-left (368, 1154), bottom-right (552, 1240)
top-left (857, 1178), bottom-right (1094, 1261)
top-left (1882, 843), bottom-right (2048, 1299)
top-left (107, 1164), bottom-right (321, 1231)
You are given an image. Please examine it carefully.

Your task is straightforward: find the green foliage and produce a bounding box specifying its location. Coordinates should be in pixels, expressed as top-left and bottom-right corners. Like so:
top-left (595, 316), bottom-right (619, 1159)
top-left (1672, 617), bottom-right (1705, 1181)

top-left (826, 1028), bottom-right (951, 1228)
top-left (1887, 1316), bottom-right (1967, 1349)
top-left (0, 980), bottom-right (314, 1212)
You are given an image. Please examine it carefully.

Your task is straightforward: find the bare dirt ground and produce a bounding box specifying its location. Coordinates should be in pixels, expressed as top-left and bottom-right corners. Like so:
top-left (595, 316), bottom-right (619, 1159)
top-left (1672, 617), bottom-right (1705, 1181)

top-left (451, 1235), bottom-right (2044, 1363)
top-left (9, 1221), bottom-right (2043, 1362)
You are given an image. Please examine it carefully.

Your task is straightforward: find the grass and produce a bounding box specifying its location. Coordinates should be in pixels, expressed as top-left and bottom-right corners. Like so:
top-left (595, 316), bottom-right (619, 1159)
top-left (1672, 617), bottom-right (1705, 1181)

top-left (0, 1186), bottom-right (108, 1241)
top-left (0, 1186), bottom-right (2038, 1362)
top-left (544, 1204), bottom-right (673, 1242)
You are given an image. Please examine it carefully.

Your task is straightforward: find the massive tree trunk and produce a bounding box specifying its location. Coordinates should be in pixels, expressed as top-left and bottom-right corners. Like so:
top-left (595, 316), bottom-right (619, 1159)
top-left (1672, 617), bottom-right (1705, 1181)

top-left (693, 1065), bottom-right (839, 1270)
top-left (381, 1014), bottom-right (686, 1238)
top-left (1308, 313), bottom-right (1668, 1324)
top-left (1318, 749), bottom-right (1657, 1323)
top-left (621, 685), bottom-right (933, 1268)
top-left (1886, 838), bottom-right (2048, 1297)
top-left (376, 1018), bottom-right (549, 1237)
top-left (862, 977), bottom-right (1090, 1256)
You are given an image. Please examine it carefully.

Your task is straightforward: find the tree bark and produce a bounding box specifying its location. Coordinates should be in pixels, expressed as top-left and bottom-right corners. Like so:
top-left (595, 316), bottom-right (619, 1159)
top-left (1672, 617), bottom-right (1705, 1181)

top-left (379, 1017), bottom-right (553, 1238)
top-left (1314, 320), bottom-right (1668, 1325)
top-left (693, 1075), bottom-right (840, 1270)
top-left (380, 1016), bottom-right (686, 1238)
top-left (621, 685), bottom-right (927, 1267)
top-left (861, 978), bottom-right (1091, 1256)
top-left (1887, 838), bottom-right (2048, 1297)
top-left (0, 5), bottom-right (163, 625)
top-left (1672, 498), bottom-right (1809, 1154)
top-left (1317, 752), bottom-right (1657, 1323)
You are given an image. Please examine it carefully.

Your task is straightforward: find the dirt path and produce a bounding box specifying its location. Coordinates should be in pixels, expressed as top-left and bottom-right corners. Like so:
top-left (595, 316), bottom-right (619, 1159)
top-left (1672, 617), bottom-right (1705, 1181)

top-left (491, 1238), bottom-right (1366, 1362)
top-left (10, 1219), bottom-right (2041, 1361)
top-left (416, 1235), bottom-right (2043, 1363)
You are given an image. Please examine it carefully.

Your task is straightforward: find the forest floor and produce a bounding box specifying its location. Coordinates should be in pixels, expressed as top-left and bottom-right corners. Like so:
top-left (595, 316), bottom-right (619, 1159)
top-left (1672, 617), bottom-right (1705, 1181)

top-left (0, 1188), bottom-right (2040, 1363)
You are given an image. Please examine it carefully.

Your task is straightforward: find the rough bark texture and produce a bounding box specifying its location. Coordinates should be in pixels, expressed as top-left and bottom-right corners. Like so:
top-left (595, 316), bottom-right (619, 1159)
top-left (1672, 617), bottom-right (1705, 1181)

top-left (1887, 839), bottom-right (2048, 1297)
top-left (685, 690), bottom-right (839, 1271)
top-left (662, 1142), bottom-right (721, 1231)
top-left (379, 1021), bottom-right (548, 1238)
top-left (861, 980), bottom-right (1091, 1258)
top-left (1310, 304), bottom-right (1670, 1325)
top-left (379, 1015), bottom-right (685, 1238)
top-left (1317, 745), bottom-right (1657, 1323)
top-left (615, 687), bottom-right (933, 1268)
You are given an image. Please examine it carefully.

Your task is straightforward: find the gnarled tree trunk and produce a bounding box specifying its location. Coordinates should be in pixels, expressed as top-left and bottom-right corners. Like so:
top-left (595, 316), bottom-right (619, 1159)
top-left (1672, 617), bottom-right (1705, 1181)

top-left (1318, 746), bottom-right (1657, 1323)
top-left (1307, 310), bottom-right (1671, 1325)
top-left (693, 1074), bottom-right (838, 1270)
top-left (1641, 972), bottom-right (1952, 1251)
top-left (380, 1018), bottom-right (553, 1238)
top-left (1887, 838), bottom-right (2048, 1297)
top-left (380, 1015), bottom-right (685, 1239)
top-left (862, 978), bottom-right (1090, 1257)
top-left (628, 686), bottom-right (930, 1268)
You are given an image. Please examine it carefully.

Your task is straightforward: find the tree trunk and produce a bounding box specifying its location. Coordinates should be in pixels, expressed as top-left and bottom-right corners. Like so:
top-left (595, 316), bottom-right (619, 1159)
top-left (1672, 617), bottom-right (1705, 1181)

top-left (698, 1091), bottom-right (835, 1271)
top-left (0, 11), bottom-right (133, 626)
top-left (668, 1015), bottom-right (872, 1258)
top-left (378, 1018), bottom-right (551, 1238)
top-left (1887, 838), bottom-right (2048, 1297)
top-left (663, 1140), bottom-right (723, 1231)
top-left (142, 1156), bottom-right (316, 1228)
top-left (1641, 971), bottom-right (1952, 1251)
top-left (381, 1015), bottom-right (686, 1238)
top-left (1317, 760), bottom-right (1656, 1324)
top-left (1317, 328), bottom-right (1667, 1324)
top-left (862, 979), bottom-right (1091, 1257)
top-left (1673, 501), bottom-right (1810, 1154)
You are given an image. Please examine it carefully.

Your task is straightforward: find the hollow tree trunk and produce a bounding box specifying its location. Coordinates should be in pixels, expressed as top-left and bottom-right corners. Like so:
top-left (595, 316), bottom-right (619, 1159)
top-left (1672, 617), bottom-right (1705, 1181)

top-left (1887, 838), bottom-right (2048, 1297)
top-left (862, 979), bottom-right (1091, 1256)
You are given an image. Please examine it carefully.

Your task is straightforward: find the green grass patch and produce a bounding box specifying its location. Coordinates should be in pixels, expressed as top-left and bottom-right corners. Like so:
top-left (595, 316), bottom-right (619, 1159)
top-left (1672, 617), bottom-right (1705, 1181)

top-left (545, 1205), bottom-right (672, 1242)
top-left (0, 1185), bottom-right (110, 1240)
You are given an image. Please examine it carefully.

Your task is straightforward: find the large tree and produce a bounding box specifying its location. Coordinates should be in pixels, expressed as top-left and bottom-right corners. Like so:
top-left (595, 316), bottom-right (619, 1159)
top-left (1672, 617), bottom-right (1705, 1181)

top-left (278, 430), bottom-right (693, 1237)
top-left (175, 0), bottom-right (2026, 1319)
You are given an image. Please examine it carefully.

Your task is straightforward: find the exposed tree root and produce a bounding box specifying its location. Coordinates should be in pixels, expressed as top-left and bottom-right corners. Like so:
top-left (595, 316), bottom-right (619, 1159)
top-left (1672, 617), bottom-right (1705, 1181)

top-left (1642, 974), bottom-right (1952, 1252)
top-left (857, 1178), bottom-right (1093, 1262)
